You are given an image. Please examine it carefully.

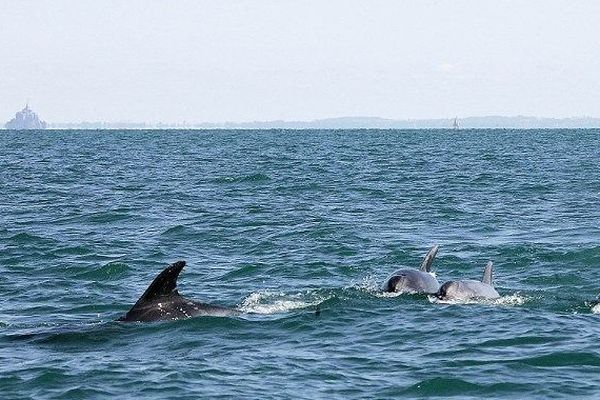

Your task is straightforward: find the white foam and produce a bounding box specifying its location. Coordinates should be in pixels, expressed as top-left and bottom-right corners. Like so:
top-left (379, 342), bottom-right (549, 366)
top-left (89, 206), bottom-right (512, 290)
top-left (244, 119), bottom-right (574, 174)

top-left (239, 291), bottom-right (326, 314)
top-left (428, 296), bottom-right (482, 305)
top-left (375, 291), bottom-right (403, 298)
top-left (592, 303), bottom-right (600, 314)
top-left (494, 293), bottom-right (529, 306)
top-left (429, 292), bottom-right (530, 306)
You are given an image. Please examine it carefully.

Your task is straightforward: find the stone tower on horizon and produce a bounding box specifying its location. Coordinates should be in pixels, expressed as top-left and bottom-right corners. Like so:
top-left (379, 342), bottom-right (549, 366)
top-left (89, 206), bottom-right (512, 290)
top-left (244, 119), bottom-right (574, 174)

top-left (5, 103), bottom-right (47, 130)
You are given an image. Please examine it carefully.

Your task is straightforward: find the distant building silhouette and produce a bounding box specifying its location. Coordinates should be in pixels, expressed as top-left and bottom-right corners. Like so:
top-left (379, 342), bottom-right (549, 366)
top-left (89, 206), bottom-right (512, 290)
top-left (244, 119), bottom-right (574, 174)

top-left (5, 103), bottom-right (47, 130)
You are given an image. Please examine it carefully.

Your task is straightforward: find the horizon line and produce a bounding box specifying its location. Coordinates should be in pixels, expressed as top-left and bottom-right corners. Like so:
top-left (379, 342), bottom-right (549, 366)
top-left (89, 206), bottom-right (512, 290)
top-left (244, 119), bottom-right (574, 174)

top-left (4, 114), bottom-right (600, 130)
top-left (40, 114), bottom-right (600, 124)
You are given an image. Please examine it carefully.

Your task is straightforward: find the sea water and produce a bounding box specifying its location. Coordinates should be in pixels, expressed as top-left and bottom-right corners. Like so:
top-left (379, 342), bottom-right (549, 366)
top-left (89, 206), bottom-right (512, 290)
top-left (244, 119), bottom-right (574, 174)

top-left (1, 129), bottom-right (599, 398)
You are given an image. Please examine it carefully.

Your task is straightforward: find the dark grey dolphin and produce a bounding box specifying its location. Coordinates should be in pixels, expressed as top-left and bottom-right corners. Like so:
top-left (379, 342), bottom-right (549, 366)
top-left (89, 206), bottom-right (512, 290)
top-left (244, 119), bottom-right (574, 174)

top-left (118, 261), bottom-right (239, 322)
top-left (382, 245), bottom-right (440, 294)
top-left (436, 261), bottom-right (500, 301)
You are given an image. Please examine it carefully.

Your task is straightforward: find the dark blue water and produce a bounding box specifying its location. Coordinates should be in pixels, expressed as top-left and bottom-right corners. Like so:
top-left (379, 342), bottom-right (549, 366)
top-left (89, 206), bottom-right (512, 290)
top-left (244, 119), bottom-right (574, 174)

top-left (1, 129), bottom-right (599, 399)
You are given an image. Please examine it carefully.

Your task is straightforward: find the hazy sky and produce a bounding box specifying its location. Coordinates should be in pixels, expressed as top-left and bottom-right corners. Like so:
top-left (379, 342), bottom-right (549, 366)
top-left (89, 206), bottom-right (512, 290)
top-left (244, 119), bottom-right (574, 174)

top-left (1, 0), bottom-right (599, 122)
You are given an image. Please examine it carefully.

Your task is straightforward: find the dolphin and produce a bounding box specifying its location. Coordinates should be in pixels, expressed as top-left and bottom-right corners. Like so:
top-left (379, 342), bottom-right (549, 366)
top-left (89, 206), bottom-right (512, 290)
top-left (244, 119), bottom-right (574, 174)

top-left (435, 261), bottom-right (500, 301)
top-left (382, 245), bottom-right (440, 294)
top-left (118, 261), bottom-right (240, 322)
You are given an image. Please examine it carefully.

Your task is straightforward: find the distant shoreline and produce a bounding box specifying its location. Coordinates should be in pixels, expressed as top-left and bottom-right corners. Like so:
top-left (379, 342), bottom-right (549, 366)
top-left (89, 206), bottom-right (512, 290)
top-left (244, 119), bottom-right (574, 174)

top-left (3, 115), bottom-right (600, 130)
top-left (3, 127), bottom-right (600, 131)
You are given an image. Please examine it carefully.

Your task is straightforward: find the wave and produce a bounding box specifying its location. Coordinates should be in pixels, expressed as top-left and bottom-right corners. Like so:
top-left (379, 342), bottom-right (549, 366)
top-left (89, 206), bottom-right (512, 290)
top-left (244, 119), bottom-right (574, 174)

top-left (82, 211), bottom-right (133, 224)
top-left (7, 232), bottom-right (56, 246)
top-left (400, 377), bottom-right (531, 397)
top-left (212, 173), bottom-right (271, 184)
top-left (160, 224), bottom-right (199, 237)
top-left (220, 263), bottom-right (266, 279)
top-left (74, 261), bottom-right (130, 280)
top-left (52, 245), bottom-right (94, 256)
top-left (519, 352), bottom-right (600, 367)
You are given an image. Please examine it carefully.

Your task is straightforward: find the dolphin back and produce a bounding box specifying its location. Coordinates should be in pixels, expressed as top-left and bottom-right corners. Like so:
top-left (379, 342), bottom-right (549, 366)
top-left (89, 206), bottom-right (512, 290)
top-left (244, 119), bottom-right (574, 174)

top-left (118, 260), bottom-right (242, 322)
top-left (481, 261), bottom-right (493, 285)
top-left (419, 245), bottom-right (439, 272)
top-left (133, 260), bottom-right (186, 306)
top-left (458, 280), bottom-right (499, 299)
top-left (384, 269), bottom-right (440, 294)
top-left (118, 261), bottom-right (186, 321)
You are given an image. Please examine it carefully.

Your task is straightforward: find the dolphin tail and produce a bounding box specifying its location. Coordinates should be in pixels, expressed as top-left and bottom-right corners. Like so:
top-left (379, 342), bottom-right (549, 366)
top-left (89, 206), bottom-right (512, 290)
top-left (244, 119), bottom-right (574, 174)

top-left (482, 261), bottom-right (493, 285)
top-left (132, 260), bottom-right (186, 307)
top-left (419, 245), bottom-right (439, 272)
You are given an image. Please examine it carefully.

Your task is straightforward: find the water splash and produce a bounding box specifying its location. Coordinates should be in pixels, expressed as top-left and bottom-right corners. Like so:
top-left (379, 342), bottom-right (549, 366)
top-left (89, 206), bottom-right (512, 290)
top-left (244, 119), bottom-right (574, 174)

top-left (238, 290), bottom-right (328, 314)
top-left (494, 293), bottom-right (531, 306)
top-left (347, 275), bottom-right (381, 295)
top-left (375, 291), bottom-right (404, 298)
top-left (428, 292), bottom-right (531, 306)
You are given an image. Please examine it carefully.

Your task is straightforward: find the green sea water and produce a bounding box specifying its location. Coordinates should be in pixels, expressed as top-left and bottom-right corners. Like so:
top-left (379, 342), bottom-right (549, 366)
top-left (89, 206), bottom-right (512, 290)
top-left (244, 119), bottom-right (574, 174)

top-left (1, 129), bottom-right (599, 399)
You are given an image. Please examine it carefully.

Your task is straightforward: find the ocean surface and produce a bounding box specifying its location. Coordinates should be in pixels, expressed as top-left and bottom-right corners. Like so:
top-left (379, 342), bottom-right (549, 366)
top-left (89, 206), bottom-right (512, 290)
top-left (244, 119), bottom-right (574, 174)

top-left (1, 129), bottom-right (599, 399)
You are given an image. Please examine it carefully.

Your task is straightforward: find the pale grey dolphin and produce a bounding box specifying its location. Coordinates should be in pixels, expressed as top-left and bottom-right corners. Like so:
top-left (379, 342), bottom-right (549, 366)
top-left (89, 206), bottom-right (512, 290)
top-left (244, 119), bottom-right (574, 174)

top-left (382, 245), bottom-right (440, 294)
top-left (435, 261), bottom-right (500, 301)
top-left (118, 261), bottom-right (240, 322)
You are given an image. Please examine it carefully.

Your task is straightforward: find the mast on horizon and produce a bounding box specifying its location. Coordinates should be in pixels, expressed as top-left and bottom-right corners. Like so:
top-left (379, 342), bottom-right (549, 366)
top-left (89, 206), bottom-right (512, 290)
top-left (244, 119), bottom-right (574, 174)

top-left (452, 117), bottom-right (460, 130)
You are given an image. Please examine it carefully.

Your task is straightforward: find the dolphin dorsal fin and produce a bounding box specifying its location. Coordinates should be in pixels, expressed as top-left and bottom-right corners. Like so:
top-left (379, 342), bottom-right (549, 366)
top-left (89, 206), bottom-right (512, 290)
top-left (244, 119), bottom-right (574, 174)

top-left (482, 261), bottom-right (493, 285)
top-left (134, 261), bottom-right (186, 306)
top-left (419, 245), bottom-right (439, 272)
